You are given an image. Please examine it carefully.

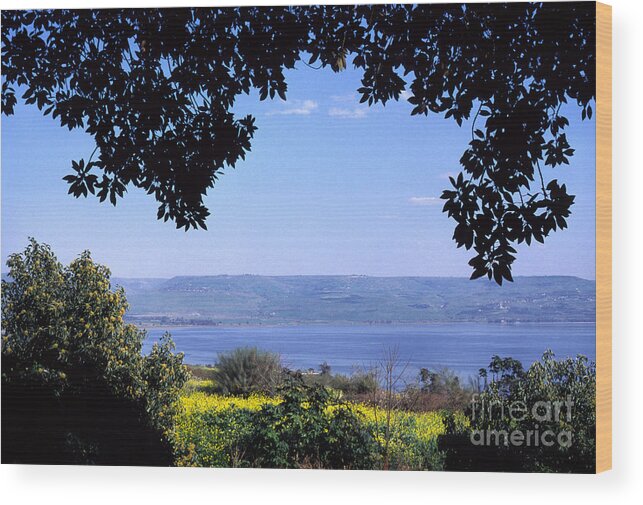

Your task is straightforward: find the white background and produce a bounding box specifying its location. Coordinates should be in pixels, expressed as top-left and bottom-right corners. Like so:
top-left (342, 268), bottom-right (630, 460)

top-left (1, 0), bottom-right (641, 503)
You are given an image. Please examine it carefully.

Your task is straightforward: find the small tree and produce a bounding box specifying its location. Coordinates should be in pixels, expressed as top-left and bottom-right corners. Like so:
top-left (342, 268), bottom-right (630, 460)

top-left (319, 361), bottom-right (331, 376)
top-left (410, 367), bottom-right (472, 411)
top-left (212, 347), bottom-right (284, 396)
top-left (245, 378), bottom-right (378, 469)
top-left (1, 239), bottom-right (189, 465)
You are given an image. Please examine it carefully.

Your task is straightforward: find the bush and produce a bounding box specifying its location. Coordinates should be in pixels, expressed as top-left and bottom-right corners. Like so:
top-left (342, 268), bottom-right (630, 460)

top-left (245, 379), bottom-right (378, 469)
top-left (439, 351), bottom-right (596, 473)
top-left (304, 367), bottom-right (379, 397)
top-left (213, 347), bottom-right (284, 396)
top-left (331, 370), bottom-right (379, 396)
top-left (418, 367), bottom-right (462, 394)
top-left (186, 364), bottom-right (217, 380)
top-left (402, 367), bottom-right (473, 412)
top-left (1, 240), bottom-right (189, 465)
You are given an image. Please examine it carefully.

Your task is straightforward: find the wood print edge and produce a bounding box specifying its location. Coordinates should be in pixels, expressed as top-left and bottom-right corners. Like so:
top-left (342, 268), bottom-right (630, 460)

top-left (595, 0), bottom-right (612, 474)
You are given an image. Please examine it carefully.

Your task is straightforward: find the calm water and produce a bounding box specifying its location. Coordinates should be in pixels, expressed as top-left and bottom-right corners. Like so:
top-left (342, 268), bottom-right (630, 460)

top-left (143, 323), bottom-right (595, 381)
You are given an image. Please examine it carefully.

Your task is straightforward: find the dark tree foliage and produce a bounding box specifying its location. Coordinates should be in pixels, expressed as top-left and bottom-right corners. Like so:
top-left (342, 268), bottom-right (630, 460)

top-left (1, 370), bottom-right (176, 465)
top-left (1, 240), bottom-right (189, 465)
top-left (1, 3), bottom-right (595, 283)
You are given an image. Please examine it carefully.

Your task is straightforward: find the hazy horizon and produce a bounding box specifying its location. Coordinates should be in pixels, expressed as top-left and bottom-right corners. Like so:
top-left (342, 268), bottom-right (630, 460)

top-left (109, 273), bottom-right (596, 281)
top-left (1, 270), bottom-right (595, 284)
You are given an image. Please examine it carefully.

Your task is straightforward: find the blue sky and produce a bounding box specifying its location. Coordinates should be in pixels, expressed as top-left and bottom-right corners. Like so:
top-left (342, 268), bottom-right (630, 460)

top-left (1, 63), bottom-right (596, 279)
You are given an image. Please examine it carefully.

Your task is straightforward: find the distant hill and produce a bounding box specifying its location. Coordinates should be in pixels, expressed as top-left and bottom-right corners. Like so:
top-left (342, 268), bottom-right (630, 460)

top-left (106, 275), bottom-right (595, 326)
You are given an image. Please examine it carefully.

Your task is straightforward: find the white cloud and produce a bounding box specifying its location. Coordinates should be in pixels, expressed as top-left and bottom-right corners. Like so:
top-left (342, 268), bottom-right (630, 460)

top-left (409, 196), bottom-right (441, 206)
top-left (267, 99), bottom-right (318, 116)
top-left (400, 89), bottom-right (412, 101)
top-left (328, 106), bottom-right (368, 119)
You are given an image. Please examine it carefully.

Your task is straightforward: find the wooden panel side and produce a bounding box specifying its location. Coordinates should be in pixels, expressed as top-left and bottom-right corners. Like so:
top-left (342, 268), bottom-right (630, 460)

top-left (595, 1), bottom-right (612, 474)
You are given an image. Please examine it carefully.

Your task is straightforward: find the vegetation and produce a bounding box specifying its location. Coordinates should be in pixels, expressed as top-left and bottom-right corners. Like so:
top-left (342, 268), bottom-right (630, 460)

top-left (438, 351), bottom-right (596, 473)
top-left (1, 240), bottom-right (189, 465)
top-left (185, 364), bottom-right (217, 381)
top-left (303, 366), bottom-right (379, 397)
top-left (2, 4), bottom-right (596, 282)
top-left (0, 241), bottom-right (596, 471)
top-left (173, 349), bottom-right (472, 470)
top-left (211, 347), bottom-right (283, 396)
top-left (403, 367), bottom-right (474, 412)
top-left (173, 376), bottom-right (453, 470)
top-left (173, 350), bottom-right (596, 472)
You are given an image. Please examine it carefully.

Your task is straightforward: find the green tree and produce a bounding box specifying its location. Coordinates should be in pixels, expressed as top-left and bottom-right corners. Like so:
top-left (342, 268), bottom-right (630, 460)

top-left (212, 347), bottom-right (284, 396)
top-left (1, 239), bottom-right (189, 465)
top-left (245, 378), bottom-right (378, 469)
top-left (439, 351), bottom-right (596, 473)
top-left (1, 4), bottom-right (595, 283)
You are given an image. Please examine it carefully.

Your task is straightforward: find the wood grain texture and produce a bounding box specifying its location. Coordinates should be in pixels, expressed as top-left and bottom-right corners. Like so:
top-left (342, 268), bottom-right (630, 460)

top-left (596, 1), bottom-right (612, 474)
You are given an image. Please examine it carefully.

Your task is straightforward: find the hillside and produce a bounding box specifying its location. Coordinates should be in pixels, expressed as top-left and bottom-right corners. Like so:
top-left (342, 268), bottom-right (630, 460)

top-left (108, 275), bottom-right (596, 326)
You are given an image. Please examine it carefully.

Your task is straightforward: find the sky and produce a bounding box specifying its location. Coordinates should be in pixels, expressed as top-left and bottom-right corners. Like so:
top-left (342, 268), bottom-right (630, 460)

top-left (1, 62), bottom-right (596, 279)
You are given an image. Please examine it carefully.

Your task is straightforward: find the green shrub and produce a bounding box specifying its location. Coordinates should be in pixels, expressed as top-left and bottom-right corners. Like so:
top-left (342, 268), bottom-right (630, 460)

top-left (439, 351), bottom-right (596, 473)
top-left (1, 239), bottom-right (189, 465)
top-left (244, 379), bottom-right (378, 469)
top-left (186, 364), bottom-right (217, 381)
top-left (304, 368), bottom-right (379, 397)
top-left (418, 367), bottom-right (462, 394)
top-left (213, 347), bottom-right (284, 395)
top-left (403, 367), bottom-right (473, 412)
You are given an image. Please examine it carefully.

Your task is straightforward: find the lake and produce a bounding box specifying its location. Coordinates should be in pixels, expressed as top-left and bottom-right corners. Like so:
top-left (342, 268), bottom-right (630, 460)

top-left (142, 322), bottom-right (596, 381)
